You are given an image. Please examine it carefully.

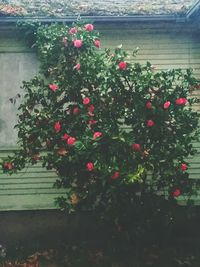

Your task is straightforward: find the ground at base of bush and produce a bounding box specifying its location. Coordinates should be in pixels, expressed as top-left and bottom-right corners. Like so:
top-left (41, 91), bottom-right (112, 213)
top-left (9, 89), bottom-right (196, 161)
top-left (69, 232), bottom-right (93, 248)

top-left (1, 241), bottom-right (200, 267)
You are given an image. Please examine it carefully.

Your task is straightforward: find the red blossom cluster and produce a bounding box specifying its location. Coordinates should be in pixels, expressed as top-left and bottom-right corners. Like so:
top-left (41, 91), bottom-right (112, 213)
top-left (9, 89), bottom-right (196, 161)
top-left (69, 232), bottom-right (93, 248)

top-left (49, 84), bottom-right (59, 92)
top-left (3, 162), bottom-right (13, 170)
top-left (163, 101), bottom-right (171, 109)
top-left (66, 24), bottom-right (100, 50)
top-left (118, 61), bottom-right (127, 70)
top-left (176, 98), bottom-right (187, 105)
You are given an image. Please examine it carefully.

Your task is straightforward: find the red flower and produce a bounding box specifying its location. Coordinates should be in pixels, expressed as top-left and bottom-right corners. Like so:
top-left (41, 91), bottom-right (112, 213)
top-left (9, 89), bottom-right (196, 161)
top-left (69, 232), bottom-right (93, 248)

top-left (83, 97), bottom-right (90, 105)
top-left (73, 107), bottom-right (81, 115)
top-left (62, 133), bottom-right (70, 140)
top-left (69, 27), bottom-right (77, 34)
top-left (176, 98), bottom-right (187, 105)
top-left (3, 162), bottom-right (13, 170)
top-left (94, 39), bottom-right (100, 48)
top-left (67, 137), bottom-right (76, 146)
top-left (86, 162), bottom-right (94, 171)
top-left (173, 189), bottom-right (181, 198)
top-left (111, 171), bottom-right (120, 180)
top-left (146, 101), bottom-right (152, 109)
top-left (93, 132), bottom-right (102, 139)
top-left (132, 143), bottom-right (141, 151)
top-left (54, 122), bottom-right (61, 133)
top-left (87, 105), bottom-right (95, 113)
top-left (74, 63), bottom-right (81, 70)
top-left (89, 120), bottom-right (97, 125)
top-left (180, 163), bottom-right (188, 171)
top-left (85, 24), bottom-right (94, 31)
top-left (147, 120), bottom-right (154, 127)
top-left (73, 39), bottom-right (83, 48)
top-left (163, 101), bottom-right (171, 109)
top-left (49, 84), bottom-right (59, 92)
top-left (118, 61), bottom-right (127, 70)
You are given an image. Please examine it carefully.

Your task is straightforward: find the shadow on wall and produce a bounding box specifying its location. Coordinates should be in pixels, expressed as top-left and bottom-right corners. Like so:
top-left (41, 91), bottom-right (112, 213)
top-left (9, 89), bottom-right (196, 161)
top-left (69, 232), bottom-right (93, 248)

top-left (0, 53), bottom-right (38, 148)
top-left (0, 119), bottom-right (6, 133)
top-left (0, 210), bottom-right (98, 249)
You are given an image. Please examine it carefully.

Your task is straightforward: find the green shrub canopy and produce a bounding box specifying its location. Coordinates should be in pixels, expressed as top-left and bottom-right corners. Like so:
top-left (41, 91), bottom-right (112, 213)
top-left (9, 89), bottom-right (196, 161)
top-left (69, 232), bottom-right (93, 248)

top-left (3, 22), bottom-right (200, 217)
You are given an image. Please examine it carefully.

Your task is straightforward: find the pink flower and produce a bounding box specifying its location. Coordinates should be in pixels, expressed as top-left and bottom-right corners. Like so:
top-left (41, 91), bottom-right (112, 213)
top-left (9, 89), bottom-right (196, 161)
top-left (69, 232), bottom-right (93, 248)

top-left (111, 171), bottom-right (120, 180)
top-left (86, 162), bottom-right (94, 171)
top-left (180, 163), bottom-right (188, 171)
top-left (85, 24), bottom-right (94, 31)
top-left (93, 132), bottom-right (102, 140)
top-left (88, 120), bottom-right (97, 125)
top-left (73, 39), bottom-right (83, 48)
top-left (150, 65), bottom-right (157, 71)
top-left (88, 105), bottom-right (95, 113)
top-left (147, 120), bottom-right (154, 127)
top-left (54, 122), bottom-right (61, 133)
top-left (118, 61), bottom-right (127, 70)
top-left (49, 84), bottom-right (59, 92)
top-left (94, 39), bottom-right (100, 48)
top-left (88, 112), bottom-right (94, 117)
top-left (163, 101), bottom-right (171, 109)
top-left (132, 143), bottom-right (141, 151)
top-left (73, 107), bottom-right (81, 115)
top-left (67, 137), bottom-right (76, 146)
top-left (69, 27), bottom-right (77, 34)
top-left (3, 162), bottom-right (13, 170)
top-left (62, 133), bottom-right (70, 140)
top-left (176, 98), bottom-right (187, 105)
top-left (173, 189), bottom-right (181, 198)
top-left (74, 63), bottom-right (81, 70)
top-left (146, 101), bottom-right (152, 109)
top-left (83, 97), bottom-right (90, 105)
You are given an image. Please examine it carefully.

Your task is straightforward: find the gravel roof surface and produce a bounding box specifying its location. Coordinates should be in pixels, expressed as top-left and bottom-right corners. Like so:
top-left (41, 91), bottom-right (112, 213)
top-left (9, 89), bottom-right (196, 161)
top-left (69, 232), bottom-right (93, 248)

top-left (0, 0), bottom-right (197, 17)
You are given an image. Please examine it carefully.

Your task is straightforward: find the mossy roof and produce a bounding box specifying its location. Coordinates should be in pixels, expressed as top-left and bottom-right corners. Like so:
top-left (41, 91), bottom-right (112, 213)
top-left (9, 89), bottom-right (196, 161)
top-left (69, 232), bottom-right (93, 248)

top-left (0, 0), bottom-right (198, 17)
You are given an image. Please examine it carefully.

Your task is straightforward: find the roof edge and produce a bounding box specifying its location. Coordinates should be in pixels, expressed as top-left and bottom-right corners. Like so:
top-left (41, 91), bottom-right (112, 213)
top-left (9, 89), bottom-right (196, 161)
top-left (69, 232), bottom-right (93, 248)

top-left (186, 0), bottom-right (200, 20)
top-left (0, 15), bottom-right (186, 24)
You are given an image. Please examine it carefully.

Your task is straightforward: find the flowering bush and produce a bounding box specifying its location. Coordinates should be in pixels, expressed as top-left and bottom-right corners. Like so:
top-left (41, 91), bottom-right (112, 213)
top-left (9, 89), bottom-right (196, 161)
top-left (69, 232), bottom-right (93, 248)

top-left (2, 22), bottom-right (200, 229)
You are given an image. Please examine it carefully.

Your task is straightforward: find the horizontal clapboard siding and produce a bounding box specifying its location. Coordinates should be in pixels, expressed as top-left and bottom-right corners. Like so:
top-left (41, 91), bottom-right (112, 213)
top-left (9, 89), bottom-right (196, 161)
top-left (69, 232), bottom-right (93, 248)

top-left (0, 151), bottom-right (65, 211)
top-left (98, 23), bottom-right (200, 76)
top-left (0, 22), bottom-right (200, 210)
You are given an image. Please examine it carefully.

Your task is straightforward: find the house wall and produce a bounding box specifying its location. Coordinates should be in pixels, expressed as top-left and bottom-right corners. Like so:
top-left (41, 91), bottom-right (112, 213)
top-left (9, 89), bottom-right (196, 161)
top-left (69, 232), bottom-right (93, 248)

top-left (0, 21), bottom-right (200, 213)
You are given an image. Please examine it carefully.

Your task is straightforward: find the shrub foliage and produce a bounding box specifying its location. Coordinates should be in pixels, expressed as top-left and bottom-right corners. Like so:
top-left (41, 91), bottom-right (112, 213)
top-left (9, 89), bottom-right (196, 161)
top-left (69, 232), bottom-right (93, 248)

top-left (2, 22), bottom-right (200, 225)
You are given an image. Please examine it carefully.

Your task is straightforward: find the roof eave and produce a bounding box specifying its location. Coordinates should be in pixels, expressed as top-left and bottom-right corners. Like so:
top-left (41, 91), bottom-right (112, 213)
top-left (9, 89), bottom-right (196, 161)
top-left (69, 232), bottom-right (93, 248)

top-left (186, 0), bottom-right (200, 20)
top-left (0, 15), bottom-right (186, 24)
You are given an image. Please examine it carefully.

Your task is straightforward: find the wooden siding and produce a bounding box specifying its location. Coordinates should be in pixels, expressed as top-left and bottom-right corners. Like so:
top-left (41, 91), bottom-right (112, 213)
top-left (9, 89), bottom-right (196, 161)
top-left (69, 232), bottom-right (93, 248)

top-left (98, 23), bottom-right (200, 76)
top-left (0, 150), bottom-right (65, 211)
top-left (0, 22), bottom-right (200, 210)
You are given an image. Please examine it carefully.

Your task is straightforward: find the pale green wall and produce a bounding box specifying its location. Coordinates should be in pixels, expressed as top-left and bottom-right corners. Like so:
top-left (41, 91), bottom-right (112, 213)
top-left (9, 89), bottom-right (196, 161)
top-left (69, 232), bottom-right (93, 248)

top-left (0, 53), bottom-right (38, 147)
